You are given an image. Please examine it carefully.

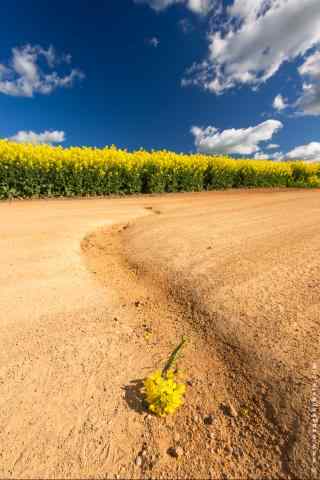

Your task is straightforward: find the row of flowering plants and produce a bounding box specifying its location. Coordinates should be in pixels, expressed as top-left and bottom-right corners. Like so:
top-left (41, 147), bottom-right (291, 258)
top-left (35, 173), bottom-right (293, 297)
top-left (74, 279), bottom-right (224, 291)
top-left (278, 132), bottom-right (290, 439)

top-left (0, 140), bottom-right (319, 199)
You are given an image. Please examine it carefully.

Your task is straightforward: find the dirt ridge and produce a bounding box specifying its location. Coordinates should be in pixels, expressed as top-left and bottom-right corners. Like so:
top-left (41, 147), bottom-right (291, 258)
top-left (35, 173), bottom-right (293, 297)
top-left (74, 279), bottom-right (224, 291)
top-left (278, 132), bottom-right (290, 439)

top-left (0, 190), bottom-right (319, 479)
top-left (83, 225), bottom-right (285, 479)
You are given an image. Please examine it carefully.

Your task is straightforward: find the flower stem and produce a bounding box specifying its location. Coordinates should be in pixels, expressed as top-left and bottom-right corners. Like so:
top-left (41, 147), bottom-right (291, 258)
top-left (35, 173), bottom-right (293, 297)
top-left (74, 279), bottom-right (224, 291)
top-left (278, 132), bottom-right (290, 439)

top-left (162, 336), bottom-right (188, 377)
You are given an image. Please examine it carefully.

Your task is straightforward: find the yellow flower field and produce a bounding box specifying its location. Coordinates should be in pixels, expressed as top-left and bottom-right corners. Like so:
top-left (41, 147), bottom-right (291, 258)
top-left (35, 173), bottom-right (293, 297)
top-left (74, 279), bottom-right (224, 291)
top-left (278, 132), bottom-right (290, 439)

top-left (0, 139), bottom-right (319, 199)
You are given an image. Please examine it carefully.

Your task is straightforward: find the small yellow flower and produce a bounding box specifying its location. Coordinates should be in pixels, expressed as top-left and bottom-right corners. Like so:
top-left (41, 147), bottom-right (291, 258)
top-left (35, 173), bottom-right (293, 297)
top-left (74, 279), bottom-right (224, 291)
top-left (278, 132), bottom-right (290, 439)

top-left (143, 369), bottom-right (186, 417)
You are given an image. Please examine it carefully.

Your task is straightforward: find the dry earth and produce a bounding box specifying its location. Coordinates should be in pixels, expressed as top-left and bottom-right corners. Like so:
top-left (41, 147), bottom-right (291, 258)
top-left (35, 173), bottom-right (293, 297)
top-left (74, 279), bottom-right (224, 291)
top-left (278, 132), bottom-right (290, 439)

top-left (0, 190), bottom-right (319, 479)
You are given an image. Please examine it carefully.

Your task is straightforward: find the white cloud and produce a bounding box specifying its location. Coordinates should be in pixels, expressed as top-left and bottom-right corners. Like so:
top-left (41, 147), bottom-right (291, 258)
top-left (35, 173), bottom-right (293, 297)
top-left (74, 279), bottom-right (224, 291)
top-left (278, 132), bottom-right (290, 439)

top-left (179, 18), bottom-right (193, 33)
top-left (295, 50), bottom-right (320, 115)
top-left (183, 0), bottom-right (320, 93)
top-left (235, 141), bottom-right (320, 162)
top-left (273, 94), bottom-right (287, 112)
top-left (135, 0), bottom-right (177, 9)
top-left (134, 0), bottom-right (215, 14)
top-left (191, 119), bottom-right (283, 155)
top-left (0, 45), bottom-right (84, 97)
top-left (267, 143), bottom-right (280, 150)
top-left (10, 130), bottom-right (65, 144)
top-left (187, 0), bottom-right (215, 13)
top-left (285, 142), bottom-right (320, 162)
top-left (299, 50), bottom-right (320, 79)
top-left (254, 151), bottom-right (283, 161)
top-left (295, 83), bottom-right (320, 116)
top-left (146, 37), bottom-right (160, 47)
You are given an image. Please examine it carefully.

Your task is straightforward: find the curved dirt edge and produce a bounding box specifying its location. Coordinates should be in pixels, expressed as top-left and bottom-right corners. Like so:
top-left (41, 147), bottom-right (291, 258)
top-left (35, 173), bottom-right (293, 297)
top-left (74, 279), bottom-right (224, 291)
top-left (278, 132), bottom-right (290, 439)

top-left (82, 221), bottom-right (292, 479)
top-left (114, 206), bottom-right (319, 479)
top-left (123, 250), bottom-right (310, 478)
top-left (1, 192), bottom-right (317, 479)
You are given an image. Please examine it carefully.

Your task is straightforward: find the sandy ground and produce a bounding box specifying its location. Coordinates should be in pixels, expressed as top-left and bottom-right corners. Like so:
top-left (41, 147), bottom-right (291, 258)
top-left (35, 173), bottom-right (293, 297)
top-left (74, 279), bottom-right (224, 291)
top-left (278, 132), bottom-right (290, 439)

top-left (0, 190), bottom-right (319, 479)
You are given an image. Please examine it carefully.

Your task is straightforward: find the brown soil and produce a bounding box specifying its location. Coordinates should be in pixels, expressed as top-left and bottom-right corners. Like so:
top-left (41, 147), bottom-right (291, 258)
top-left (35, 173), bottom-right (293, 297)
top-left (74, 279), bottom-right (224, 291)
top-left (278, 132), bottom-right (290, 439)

top-left (0, 190), bottom-right (319, 479)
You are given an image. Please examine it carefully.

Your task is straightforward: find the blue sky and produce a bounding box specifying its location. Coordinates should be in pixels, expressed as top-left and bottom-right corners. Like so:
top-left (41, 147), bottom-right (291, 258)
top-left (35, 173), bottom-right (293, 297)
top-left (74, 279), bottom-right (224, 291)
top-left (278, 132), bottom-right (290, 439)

top-left (1, 0), bottom-right (320, 161)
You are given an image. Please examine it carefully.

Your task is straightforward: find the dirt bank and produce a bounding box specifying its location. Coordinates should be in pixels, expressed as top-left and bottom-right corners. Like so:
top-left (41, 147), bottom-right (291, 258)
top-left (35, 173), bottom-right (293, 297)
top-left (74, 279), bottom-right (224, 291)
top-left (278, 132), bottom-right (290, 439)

top-left (118, 189), bottom-right (320, 478)
top-left (0, 190), bottom-right (319, 478)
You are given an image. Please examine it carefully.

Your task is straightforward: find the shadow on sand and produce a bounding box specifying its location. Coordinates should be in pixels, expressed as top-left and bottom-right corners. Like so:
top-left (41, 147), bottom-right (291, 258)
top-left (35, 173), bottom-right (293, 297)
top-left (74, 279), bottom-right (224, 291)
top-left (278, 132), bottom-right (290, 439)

top-left (123, 379), bottom-right (148, 414)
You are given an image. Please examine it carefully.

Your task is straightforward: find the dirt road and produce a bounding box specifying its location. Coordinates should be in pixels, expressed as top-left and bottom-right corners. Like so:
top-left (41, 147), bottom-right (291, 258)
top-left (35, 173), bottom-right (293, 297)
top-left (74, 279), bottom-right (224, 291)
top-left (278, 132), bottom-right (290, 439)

top-left (0, 190), bottom-right (319, 478)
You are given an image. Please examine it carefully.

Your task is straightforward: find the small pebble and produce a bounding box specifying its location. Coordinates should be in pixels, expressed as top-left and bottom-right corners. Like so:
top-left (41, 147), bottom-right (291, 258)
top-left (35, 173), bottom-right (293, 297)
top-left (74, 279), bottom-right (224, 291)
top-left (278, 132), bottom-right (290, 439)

top-left (168, 446), bottom-right (184, 458)
top-left (135, 456), bottom-right (142, 467)
top-left (175, 446), bottom-right (184, 457)
top-left (204, 414), bottom-right (215, 425)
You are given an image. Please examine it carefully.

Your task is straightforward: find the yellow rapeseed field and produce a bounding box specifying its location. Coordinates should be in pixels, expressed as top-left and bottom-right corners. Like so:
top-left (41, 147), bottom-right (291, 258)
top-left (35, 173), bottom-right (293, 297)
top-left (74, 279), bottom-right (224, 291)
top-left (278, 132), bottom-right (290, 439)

top-left (0, 139), bottom-right (319, 198)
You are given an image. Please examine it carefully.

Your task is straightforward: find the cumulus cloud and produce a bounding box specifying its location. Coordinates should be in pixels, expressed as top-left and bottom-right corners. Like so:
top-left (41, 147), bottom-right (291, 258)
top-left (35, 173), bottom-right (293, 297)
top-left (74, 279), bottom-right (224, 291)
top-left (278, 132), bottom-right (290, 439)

top-left (254, 151), bottom-right (283, 161)
top-left (191, 120), bottom-right (320, 162)
top-left (10, 130), bottom-right (65, 144)
top-left (295, 50), bottom-right (320, 115)
top-left (134, 0), bottom-right (216, 14)
top-left (146, 37), bottom-right (160, 47)
top-left (295, 83), bottom-right (320, 116)
top-left (191, 119), bottom-right (283, 155)
top-left (273, 94), bottom-right (287, 112)
top-left (285, 142), bottom-right (320, 162)
top-left (0, 45), bottom-right (84, 97)
top-left (299, 50), bottom-right (320, 79)
top-left (183, 0), bottom-right (320, 94)
top-left (254, 142), bottom-right (320, 162)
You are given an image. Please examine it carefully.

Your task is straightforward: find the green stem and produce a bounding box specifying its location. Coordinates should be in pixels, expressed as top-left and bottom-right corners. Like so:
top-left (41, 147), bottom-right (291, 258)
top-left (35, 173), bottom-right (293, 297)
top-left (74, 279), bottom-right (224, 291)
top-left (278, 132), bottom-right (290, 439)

top-left (162, 336), bottom-right (187, 377)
